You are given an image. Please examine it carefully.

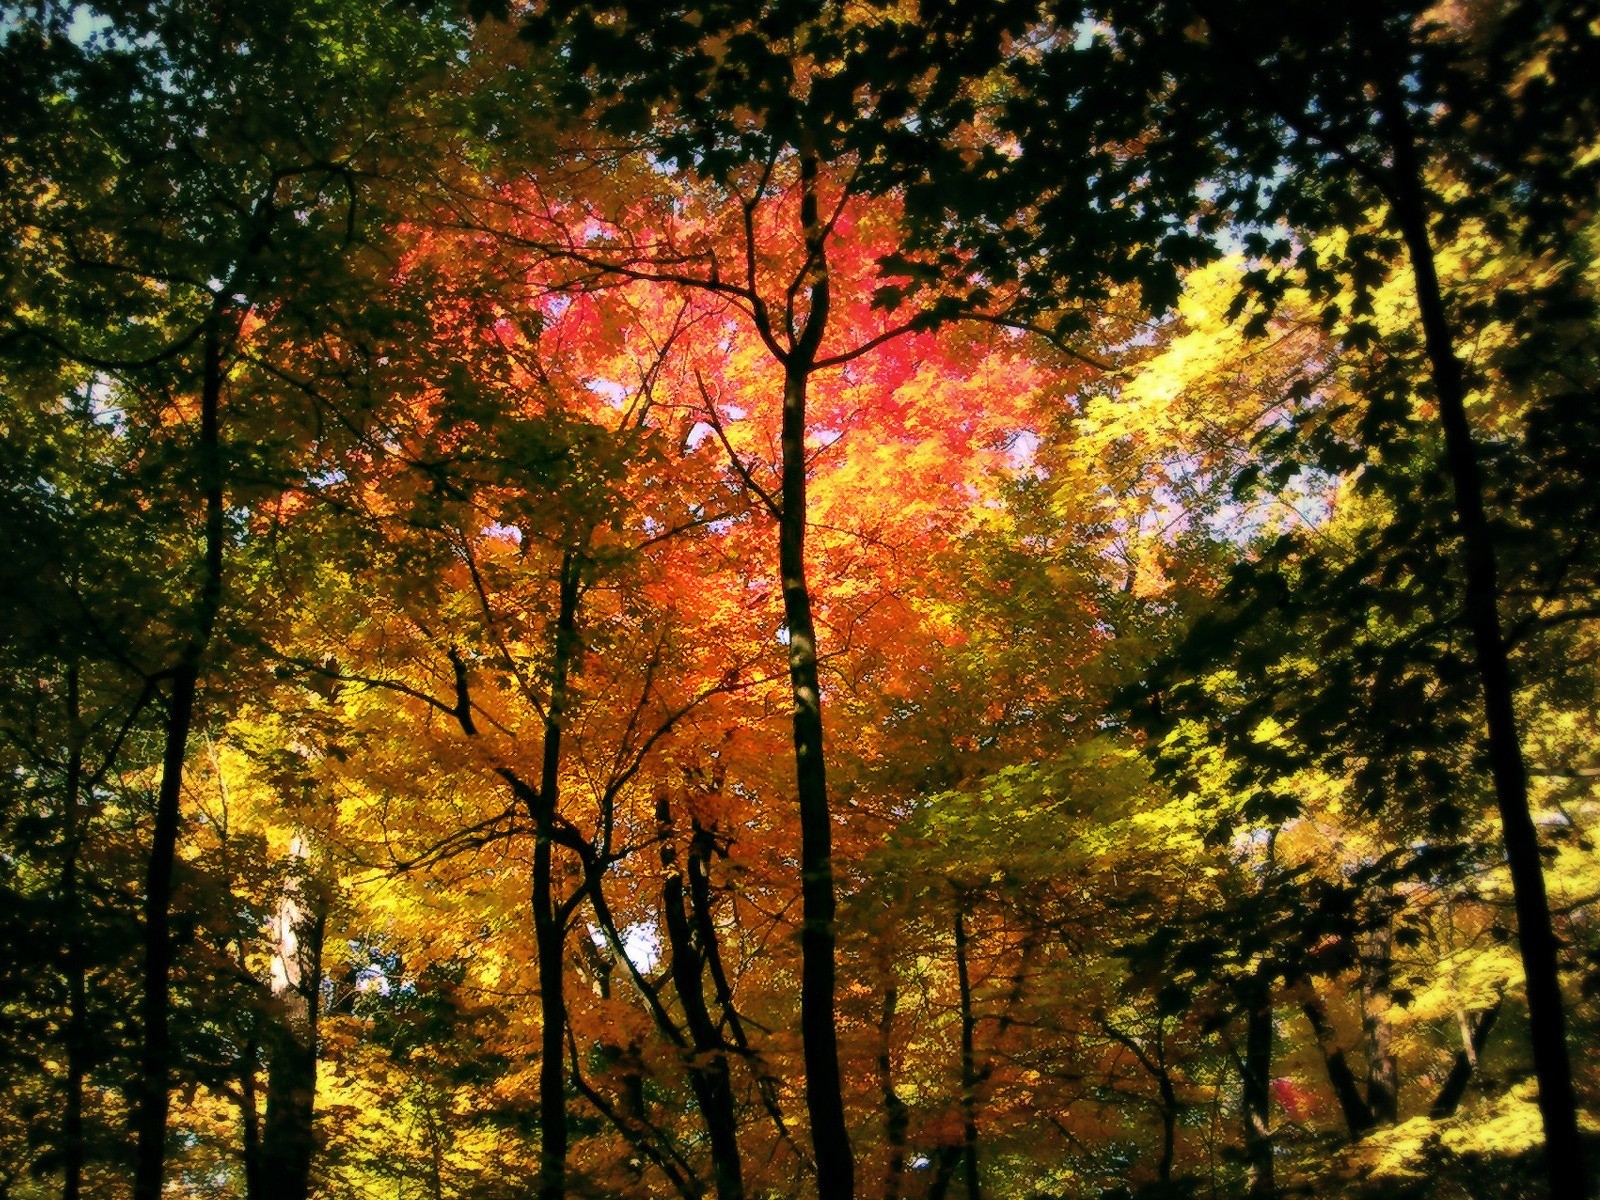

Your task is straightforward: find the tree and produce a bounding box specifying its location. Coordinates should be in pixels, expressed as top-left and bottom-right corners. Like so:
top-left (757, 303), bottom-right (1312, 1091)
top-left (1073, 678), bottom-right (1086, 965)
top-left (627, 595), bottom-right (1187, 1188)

top-left (2, 1), bottom-right (474, 1192)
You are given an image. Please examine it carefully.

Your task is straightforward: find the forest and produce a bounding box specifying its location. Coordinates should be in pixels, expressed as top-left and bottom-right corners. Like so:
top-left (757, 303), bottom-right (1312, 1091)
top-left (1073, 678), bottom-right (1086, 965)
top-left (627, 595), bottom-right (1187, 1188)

top-left (2, 1), bottom-right (1598, 1198)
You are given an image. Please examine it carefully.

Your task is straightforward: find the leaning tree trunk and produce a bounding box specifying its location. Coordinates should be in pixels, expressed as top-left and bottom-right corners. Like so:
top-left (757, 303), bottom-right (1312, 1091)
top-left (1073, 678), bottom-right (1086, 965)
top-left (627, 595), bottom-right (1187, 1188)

top-left (1301, 989), bottom-right (1375, 1139)
top-left (133, 307), bottom-right (227, 1200)
top-left (658, 796), bottom-right (745, 1200)
top-left (1369, 46), bottom-right (1587, 1198)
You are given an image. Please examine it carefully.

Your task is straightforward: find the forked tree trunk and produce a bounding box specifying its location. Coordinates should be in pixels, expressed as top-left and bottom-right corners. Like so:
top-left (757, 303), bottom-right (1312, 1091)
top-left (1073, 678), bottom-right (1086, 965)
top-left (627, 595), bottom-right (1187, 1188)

top-left (1430, 998), bottom-right (1503, 1119)
top-left (780, 140), bottom-right (854, 1200)
top-left (658, 795), bottom-right (745, 1200)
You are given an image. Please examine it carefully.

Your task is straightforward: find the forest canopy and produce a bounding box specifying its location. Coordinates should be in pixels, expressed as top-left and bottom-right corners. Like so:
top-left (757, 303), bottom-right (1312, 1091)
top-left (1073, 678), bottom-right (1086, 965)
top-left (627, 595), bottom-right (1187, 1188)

top-left (2, 2), bottom-right (1598, 1199)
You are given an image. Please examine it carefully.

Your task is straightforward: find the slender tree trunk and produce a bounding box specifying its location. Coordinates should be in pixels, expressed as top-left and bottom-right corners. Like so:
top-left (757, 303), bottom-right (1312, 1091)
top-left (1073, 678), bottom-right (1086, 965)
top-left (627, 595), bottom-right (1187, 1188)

top-left (1360, 920), bottom-right (1397, 1126)
top-left (239, 1022), bottom-right (263, 1200)
top-left (688, 822), bottom-right (798, 1157)
top-left (1431, 998), bottom-right (1503, 1119)
top-left (876, 986), bottom-right (909, 1200)
top-left (780, 142), bottom-right (853, 1199)
top-left (1369, 49), bottom-right (1587, 1198)
top-left (61, 661), bottom-right (87, 1200)
top-left (532, 551), bottom-right (580, 1200)
top-left (954, 908), bottom-right (983, 1200)
top-left (1150, 1027), bottom-right (1178, 1187)
top-left (134, 310), bottom-right (227, 1200)
top-left (1159, 1090), bottom-right (1177, 1187)
top-left (659, 796), bottom-right (745, 1200)
top-left (1100, 1017), bottom-right (1181, 1182)
top-left (1239, 970), bottom-right (1275, 1200)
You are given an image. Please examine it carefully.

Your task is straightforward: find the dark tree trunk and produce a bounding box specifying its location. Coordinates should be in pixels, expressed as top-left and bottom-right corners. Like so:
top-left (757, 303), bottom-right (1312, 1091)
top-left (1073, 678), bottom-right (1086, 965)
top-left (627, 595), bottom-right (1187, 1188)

top-left (954, 909), bottom-right (983, 1200)
top-left (1364, 26), bottom-right (1587, 1199)
top-left (658, 797), bottom-right (745, 1200)
top-left (133, 310), bottom-right (227, 1200)
top-left (531, 551), bottom-right (581, 1200)
top-left (1159, 1094), bottom-right (1177, 1187)
top-left (1240, 970), bottom-right (1275, 1200)
top-left (687, 821), bottom-right (797, 1155)
top-left (780, 141), bottom-right (853, 1200)
top-left (1099, 1017), bottom-right (1181, 1182)
top-left (876, 986), bottom-right (909, 1200)
top-left (61, 661), bottom-right (87, 1200)
top-left (1431, 998), bottom-right (1503, 1119)
top-left (1360, 921), bottom-right (1398, 1126)
top-left (1301, 993), bottom-right (1375, 1139)
top-left (239, 1023), bottom-right (263, 1200)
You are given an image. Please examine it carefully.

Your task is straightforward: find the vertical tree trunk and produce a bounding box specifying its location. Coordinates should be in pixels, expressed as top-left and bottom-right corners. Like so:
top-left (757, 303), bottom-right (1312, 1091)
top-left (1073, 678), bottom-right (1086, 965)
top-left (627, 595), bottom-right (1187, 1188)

top-left (1368, 45), bottom-right (1587, 1197)
top-left (61, 660), bottom-right (87, 1200)
top-left (1239, 970), bottom-right (1275, 1200)
top-left (876, 985), bottom-right (909, 1200)
top-left (133, 309), bottom-right (227, 1200)
top-left (1360, 920), bottom-right (1397, 1126)
top-left (238, 1023), bottom-right (263, 1200)
top-left (260, 845), bottom-right (326, 1200)
top-left (954, 908), bottom-right (983, 1200)
top-left (1159, 1093), bottom-right (1177, 1188)
top-left (532, 551), bottom-right (581, 1200)
top-left (780, 141), bottom-right (853, 1200)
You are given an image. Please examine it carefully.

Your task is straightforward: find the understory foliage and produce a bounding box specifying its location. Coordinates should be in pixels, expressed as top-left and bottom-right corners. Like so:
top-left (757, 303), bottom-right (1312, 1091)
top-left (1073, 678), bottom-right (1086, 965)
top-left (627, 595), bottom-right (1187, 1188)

top-left (2, 2), bottom-right (1598, 1199)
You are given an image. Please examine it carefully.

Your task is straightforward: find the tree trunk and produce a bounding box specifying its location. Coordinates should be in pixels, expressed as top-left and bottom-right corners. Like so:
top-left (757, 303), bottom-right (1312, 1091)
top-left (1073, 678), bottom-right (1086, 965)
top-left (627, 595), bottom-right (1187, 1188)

top-left (780, 142), bottom-right (853, 1200)
top-left (1430, 998), bottom-right (1502, 1119)
top-left (239, 1022), bottom-right (263, 1200)
top-left (954, 908), bottom-right (983, 1200)
top-left (259, 845), bottom-right (326, 1200)
top-left (658, 796), bottom-right (745, 1200)
top-left (688, 821), bottom-right (797, 1156)
top-left (532, 551), bottom-right (580, 1200)
top-left (1301, 992), bottom-right (1375, 1139)
top-left (1240, 970), bottom-right (1275, 1200)
top-left (876, 986), bottom-right (909, 1200)
top-left (133, 309), bottom-right (227, 1200)
top-left (61, 661), bottom-right (87, 1200)
top-left (1100, 1016), bottom-right (1181, 1183)
top-left (1365, 27), bottom-right (1587, 1199)
top-left (1360, 921), bottom-right (1397, 1126)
